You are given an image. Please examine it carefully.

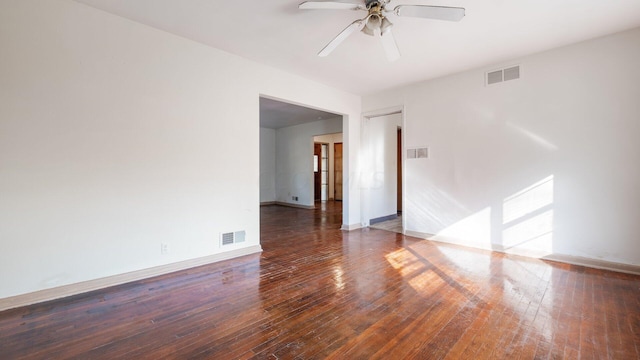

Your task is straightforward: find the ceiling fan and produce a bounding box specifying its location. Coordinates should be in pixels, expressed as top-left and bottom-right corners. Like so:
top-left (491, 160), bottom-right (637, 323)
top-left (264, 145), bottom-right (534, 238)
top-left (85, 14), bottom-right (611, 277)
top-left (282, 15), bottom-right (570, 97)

top-left (299, 0), bottom-right (465, 61)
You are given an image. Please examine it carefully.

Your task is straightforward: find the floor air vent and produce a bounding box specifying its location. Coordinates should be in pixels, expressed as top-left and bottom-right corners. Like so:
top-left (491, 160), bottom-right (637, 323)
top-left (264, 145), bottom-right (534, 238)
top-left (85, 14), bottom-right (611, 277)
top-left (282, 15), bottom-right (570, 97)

top-left (220, 231), bottom-right (246, 246)
top-left (486, 65), bottom-right (520, 85)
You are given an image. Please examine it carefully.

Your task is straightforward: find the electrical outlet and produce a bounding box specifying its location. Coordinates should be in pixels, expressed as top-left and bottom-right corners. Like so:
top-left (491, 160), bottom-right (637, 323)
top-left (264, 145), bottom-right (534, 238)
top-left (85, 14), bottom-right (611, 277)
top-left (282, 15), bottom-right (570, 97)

top-left (160, 243), bottom-right (169, 254)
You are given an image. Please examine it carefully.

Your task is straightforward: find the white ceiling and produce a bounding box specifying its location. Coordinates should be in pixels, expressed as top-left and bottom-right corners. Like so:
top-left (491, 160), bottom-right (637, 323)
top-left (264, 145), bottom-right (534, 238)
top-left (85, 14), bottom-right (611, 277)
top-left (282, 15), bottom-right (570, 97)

top-left (75, 0), bottom-right (640, 96)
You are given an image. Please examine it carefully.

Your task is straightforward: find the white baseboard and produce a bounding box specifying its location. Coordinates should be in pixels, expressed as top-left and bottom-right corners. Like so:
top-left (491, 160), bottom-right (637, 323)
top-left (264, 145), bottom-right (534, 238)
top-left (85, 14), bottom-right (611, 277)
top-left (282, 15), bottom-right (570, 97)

top-left (404, 230), bottom-right (431, 238)
top-left (541, 254), bottom-right (640, 275)
top-left (341, 223), bottom-right (362, 231)
top-left (404, 231), bottom-right (640, 276)
top-left (273, 201), bottom-right (315, 210)
top-left (0, 245), bottom-right (263, 312)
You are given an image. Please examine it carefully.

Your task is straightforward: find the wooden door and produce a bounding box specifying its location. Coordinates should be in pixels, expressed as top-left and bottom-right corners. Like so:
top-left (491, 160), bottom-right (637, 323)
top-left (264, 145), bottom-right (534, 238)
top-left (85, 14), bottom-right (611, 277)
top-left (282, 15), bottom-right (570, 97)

top-left (314, 143), bottom-right (321, 201)
top-left (334, 143), bottom-right (343, 201)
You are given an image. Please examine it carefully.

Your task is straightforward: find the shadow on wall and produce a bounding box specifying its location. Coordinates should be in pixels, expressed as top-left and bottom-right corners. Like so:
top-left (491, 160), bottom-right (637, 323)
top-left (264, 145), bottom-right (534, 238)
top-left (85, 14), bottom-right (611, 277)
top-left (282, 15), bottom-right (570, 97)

top-left (419, 175), bottom-right (554, 258)
top-left (397, 107), bottom-right (569, 260)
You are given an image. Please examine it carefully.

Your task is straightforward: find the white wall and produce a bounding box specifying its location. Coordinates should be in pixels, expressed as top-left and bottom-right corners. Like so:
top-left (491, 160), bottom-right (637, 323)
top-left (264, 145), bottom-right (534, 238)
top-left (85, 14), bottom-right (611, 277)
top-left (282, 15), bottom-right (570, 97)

top-left (0, 0), bottom-right (361, 300)
top-left (260, 128), bottom-right (276, 203)
top-left (313, 132), bottom-right (343, 200)
top-left (363, 27), bottom-right (640, 266)
top-left (364, 113), bottom-right (402, 221)
top-left (276, 118), bottom-right (343, 207)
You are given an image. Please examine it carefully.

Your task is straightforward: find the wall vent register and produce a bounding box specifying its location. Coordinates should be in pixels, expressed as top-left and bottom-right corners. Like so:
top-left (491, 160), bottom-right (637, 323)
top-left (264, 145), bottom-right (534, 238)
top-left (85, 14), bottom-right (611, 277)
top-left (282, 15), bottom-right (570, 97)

top-left (407, 147), bottom-right (428, 159)
top-left (486, 65), bottom-right (520, 85)
top-left (220, 231), bottom-right (246, 246)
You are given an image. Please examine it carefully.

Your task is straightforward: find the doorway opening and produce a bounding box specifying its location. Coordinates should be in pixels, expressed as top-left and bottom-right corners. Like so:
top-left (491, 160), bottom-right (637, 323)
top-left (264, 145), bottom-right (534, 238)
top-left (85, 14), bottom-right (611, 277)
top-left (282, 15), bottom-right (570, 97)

top-left (313, 133), bottom-right (343, 204)
top-left (313, 142), bottom-right (329, 201)
top-left (363, 107), bottom-right (404, 234)
top-left (334, 142), bottom-right (343, 202)
top-left (259, 96), bottom-right (345, 215)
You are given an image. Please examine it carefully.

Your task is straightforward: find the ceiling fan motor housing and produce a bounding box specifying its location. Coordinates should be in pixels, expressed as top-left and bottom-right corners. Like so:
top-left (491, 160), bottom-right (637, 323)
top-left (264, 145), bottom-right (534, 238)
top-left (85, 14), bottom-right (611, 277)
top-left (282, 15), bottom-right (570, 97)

top-left (365, 0), bottom-right (386, 7)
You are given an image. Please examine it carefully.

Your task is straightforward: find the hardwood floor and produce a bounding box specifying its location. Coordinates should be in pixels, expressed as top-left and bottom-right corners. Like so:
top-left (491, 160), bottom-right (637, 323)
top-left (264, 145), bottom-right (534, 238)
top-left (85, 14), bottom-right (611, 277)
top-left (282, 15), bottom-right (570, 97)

top-left (1, 201), bottom-right (639, 359)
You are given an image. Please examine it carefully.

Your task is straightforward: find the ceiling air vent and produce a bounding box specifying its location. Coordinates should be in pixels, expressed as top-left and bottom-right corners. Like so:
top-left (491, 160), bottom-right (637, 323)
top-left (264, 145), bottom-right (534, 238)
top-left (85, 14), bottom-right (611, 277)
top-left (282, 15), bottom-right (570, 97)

top-left (486, 65), bottom-right (520, 86)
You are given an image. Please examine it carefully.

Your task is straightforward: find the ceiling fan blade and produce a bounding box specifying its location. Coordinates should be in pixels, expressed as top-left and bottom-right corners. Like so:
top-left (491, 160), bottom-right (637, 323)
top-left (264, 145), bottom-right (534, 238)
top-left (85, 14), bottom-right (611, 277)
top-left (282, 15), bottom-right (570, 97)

top-left (394, 5), bottom-right (465, 22)
top-left (318, 19), bottom-right (363, 57)
top-left (299, 1), bottom-right (365, 10)
top-left (380, 29), bottom-right (400, 62)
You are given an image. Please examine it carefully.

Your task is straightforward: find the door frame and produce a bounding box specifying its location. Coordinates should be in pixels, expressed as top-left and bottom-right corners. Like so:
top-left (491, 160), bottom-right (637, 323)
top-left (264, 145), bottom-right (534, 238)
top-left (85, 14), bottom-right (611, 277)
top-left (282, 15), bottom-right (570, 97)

top-left (313, 142), bottom-right (331, 202)
top-left (361, 105), bottom-right (405, 230)
top-left (313, 142), bottom-right (322, 201)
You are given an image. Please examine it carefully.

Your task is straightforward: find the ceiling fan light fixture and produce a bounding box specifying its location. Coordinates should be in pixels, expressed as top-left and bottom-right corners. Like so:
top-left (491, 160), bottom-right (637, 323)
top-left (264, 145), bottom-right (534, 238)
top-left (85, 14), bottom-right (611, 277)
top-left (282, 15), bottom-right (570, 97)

top-left (380, 17), bottom-right (393, 35)
top-left (361, 25), bottom-right (375, 36)
top-left (362, 14), bottom-right (381, 36)
top-left (300, 1), bottom-right (465, 61)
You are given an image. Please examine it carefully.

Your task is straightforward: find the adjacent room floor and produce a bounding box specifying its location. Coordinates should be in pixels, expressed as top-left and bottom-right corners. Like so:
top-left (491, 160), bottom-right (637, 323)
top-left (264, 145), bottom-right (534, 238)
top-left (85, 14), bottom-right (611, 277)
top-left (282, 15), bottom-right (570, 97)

top-left (369, 215), bottom-right (403, 234)
top-left (1, 201), bottom-right (638, 359)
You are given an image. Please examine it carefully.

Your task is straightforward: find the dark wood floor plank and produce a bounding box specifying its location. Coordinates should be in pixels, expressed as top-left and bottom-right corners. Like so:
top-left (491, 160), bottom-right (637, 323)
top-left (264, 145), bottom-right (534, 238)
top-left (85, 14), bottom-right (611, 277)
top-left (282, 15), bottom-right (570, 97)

top-left (1, 201), bottom-right (639, 359)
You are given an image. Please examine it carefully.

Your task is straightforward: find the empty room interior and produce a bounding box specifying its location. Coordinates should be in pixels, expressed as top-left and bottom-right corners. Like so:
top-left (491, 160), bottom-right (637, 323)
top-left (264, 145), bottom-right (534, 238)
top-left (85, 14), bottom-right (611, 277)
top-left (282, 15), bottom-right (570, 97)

top-left (1, 0), bottom-right (639, 359)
